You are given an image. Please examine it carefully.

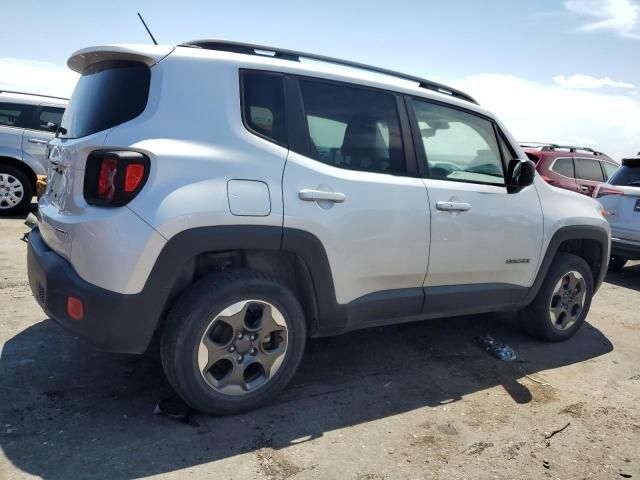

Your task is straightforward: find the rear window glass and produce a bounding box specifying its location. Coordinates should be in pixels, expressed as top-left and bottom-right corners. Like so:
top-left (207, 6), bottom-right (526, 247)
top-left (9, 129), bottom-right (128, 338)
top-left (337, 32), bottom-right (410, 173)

top-left (575, 158), bottom-right (604, 182)
top-left (609, 165), bottom-right (640, 186)
top-left (60, 61), bottom-right (150, 139)
top-left (552, 158), bottom-right (575, 177)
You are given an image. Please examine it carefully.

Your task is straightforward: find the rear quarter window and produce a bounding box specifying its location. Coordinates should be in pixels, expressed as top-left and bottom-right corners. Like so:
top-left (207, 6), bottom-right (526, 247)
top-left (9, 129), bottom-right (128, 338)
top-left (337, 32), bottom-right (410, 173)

top-left (60, 61), bottom-right (150, 139)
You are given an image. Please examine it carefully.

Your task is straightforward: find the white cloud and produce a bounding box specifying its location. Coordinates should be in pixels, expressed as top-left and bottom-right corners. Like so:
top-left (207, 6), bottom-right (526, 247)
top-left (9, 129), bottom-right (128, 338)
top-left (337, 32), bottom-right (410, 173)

top-left (565, 0), bottom-right (640, 39)
top-left (452, 74), bottom-right (640, 160)
top-left (553, 74), bottom-right (635, 89)
top-left (0, 58), bottom-right (78, 99)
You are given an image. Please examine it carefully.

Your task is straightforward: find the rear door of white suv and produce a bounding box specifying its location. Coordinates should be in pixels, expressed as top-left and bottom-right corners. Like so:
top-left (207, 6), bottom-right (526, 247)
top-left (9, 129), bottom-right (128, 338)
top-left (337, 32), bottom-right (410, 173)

top-left (406, 97), bottom-right (544, 301)
top-left (282, 77), bottom-right (430, 311)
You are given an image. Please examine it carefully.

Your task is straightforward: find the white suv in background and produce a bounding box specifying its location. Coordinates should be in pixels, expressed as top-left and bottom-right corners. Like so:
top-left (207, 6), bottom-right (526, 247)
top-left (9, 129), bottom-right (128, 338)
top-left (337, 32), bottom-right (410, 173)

top-left (27, 41), bottom-right (610, 414)
top-left (0, 90), bottom-right (66, 215)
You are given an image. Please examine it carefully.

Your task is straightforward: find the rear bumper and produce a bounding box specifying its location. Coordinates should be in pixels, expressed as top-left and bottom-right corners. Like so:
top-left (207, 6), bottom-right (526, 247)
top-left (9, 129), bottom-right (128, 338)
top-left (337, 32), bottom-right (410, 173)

top-left (611, 237), bottom-right (640, 260)
top-left (27, 228), bottom-right (160, 353)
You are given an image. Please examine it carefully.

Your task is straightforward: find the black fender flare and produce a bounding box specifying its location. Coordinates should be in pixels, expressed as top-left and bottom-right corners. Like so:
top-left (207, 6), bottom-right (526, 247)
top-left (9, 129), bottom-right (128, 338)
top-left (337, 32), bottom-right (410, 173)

top-left (523, 225), bottom-right (609, 305)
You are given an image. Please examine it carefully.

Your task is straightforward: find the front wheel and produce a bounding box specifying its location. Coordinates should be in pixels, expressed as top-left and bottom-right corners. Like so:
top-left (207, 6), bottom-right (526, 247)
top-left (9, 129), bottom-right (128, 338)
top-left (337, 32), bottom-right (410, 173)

top-left (520, 253), bottom-right (593, 342)
top-left (160, 269), bottom-right (306, 415)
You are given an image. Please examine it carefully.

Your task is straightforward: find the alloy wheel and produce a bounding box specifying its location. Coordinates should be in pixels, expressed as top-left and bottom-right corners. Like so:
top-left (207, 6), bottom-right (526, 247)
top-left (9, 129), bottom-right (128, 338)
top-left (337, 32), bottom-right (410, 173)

top-left (548, 271), bottom-right (587, 331)
top-left (0, 173), bottom-right (24, 210)
top-left (197, 300), bottom-right (288, 395)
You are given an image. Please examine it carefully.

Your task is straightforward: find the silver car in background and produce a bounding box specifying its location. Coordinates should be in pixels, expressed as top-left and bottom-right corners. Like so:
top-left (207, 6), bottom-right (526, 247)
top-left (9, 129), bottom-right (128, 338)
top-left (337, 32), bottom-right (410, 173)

top-left (595, 155), bottom-right (640, 271)
top-left (0, 91), bottom-right (67, 215)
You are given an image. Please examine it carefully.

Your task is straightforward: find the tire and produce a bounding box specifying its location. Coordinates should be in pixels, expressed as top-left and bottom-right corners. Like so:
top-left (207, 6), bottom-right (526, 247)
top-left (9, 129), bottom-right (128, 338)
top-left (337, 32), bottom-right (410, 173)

top-left (0, 165), bottom-right (33, 216)
top-left (160, 269), bottom-right (306, 415)
top-left (608, 255), bottom-right (627, 273)
top-left (520, 253), bottom-right (593, 342)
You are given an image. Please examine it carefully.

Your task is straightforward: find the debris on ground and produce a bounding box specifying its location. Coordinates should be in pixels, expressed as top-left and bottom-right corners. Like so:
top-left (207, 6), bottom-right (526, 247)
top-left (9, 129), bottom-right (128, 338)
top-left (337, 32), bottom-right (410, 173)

top-left (543, 459), bottom-right (550, 469)
top-left (473, 335), bottom-right (517, 362)
top-left (543, 421), bottom-right (570, 440)
top-left (153, 396), bottom-right (198, 426)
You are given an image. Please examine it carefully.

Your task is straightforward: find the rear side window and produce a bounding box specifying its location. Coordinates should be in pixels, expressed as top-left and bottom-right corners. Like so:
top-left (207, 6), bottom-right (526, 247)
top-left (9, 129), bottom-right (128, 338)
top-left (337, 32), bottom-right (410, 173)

top-left (0, 102), bottom-right (36, 127)
top-left (299, 80), bottom-right (406, 175)
top-left (552, 158), bottom-right (575, 178)
top-left (575, 158), bottom-right (604, 182)
top-left (609, 165), bottom-right (640, 186)
top-left (241, 71), bottom-right (287, 146)
top-left (33, 107), bottom-right (64, 132)
top-left (60, 61), bottom-right (150, 139)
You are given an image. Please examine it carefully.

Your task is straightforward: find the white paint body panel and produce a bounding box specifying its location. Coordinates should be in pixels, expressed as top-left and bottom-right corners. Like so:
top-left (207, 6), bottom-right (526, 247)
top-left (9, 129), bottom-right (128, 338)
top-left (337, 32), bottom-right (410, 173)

top-left (283, 151), bottom-right (429, 304)
top-left (424, 180), bottom-right (544, 287)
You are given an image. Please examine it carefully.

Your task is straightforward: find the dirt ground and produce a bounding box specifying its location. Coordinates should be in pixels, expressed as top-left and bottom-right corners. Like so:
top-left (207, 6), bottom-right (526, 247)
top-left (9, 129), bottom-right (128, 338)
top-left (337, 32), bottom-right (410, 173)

top-left (1, 215), bottom-right (639, 480)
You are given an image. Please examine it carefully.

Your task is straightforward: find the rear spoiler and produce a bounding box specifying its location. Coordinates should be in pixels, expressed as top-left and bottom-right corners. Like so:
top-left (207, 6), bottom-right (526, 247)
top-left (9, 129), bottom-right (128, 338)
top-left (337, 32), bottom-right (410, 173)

top-left (67, 44), bottom-right (174, 73)
top-left (622, 157), bottom-right (640, 167)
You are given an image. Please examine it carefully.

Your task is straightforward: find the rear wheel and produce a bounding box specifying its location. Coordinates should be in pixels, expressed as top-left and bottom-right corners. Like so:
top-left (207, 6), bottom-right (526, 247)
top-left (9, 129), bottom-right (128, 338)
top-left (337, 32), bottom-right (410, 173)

top-left (520, 253), bottom-right (593, 342)
top-left (160, 269), bottom-right (306, 415)
top-left (0, 166), bottom-right (32, 216)
top-left (608, 255), bottom-right (627, 273)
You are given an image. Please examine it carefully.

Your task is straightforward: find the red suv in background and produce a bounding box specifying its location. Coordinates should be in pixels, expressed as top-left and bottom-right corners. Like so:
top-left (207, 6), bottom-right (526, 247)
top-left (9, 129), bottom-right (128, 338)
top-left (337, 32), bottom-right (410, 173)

top-left (520, 143), bottom-right (620, 196)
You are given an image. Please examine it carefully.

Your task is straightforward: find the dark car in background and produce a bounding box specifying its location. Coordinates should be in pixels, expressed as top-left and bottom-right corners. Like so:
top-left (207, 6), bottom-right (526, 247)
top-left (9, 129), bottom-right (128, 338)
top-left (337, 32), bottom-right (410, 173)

top-left (520, 142), bottom-right (619, 197)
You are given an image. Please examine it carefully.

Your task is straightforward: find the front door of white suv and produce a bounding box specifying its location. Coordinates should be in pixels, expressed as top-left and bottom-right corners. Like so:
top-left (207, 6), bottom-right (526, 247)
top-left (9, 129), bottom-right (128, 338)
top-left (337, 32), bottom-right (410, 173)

top-left (407, 98), bottom-right (543, 291)
top-left (283, 78), bottom-right (430, 306)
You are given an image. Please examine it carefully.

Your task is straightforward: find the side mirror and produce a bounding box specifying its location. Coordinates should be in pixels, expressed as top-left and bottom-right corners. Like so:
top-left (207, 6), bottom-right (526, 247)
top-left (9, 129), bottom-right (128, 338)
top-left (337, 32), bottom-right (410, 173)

top-left (506, 159), bottom-right (536, 194)
top-left (46, 122), bottom-right (59, 132)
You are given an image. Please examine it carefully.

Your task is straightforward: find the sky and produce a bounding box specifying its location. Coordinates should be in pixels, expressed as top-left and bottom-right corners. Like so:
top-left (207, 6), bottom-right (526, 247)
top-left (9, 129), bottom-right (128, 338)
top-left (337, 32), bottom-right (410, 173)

top-left (1, 0), bottom-right (639, 159)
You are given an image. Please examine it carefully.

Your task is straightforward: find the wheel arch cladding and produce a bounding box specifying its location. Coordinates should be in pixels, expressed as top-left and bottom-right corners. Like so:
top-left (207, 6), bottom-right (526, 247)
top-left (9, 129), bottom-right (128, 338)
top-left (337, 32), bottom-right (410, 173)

top-left (0, 156), bottom-right (37, 190)
top-left (149, 226), bottom-right (333, 342)
top-left (525, 225), bottom-right (609, 306)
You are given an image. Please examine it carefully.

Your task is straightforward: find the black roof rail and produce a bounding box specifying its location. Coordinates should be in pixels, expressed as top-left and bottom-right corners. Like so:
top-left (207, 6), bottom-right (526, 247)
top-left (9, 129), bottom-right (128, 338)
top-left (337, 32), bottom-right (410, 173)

top-left (179, 39), bottom-right (478, 105)
top-left (0, 90), bottom-right (68, 101)
top-left (519, 142), bottom-right (602, 156)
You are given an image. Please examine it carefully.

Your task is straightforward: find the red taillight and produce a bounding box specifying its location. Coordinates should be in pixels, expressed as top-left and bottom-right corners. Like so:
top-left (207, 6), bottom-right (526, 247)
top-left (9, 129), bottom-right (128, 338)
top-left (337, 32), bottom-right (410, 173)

top-left (97, 158), bottom-right (118, 200)
top-left (124, 164), bottom-right (145, 192)
top-left (594, 185), bottom-right (624, 199)
top-left (67, 296), bottom-right (84, 320)
top-left (84, 151), bottom-right (149, 207)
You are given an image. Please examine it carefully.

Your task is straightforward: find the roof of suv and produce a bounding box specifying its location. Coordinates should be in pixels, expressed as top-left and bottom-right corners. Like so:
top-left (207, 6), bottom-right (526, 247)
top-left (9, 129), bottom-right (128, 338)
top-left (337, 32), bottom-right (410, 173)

top-left (0, 90), bottom-right (67, 106)
top-left (66, 41), bottom-right (511, 139)
top-left (520, 142), bottom-right (616, 162)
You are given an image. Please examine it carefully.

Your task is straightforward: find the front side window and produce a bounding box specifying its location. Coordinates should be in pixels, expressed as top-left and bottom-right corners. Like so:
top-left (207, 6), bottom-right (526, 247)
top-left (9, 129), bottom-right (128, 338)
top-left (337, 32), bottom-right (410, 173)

top-left (411, 99), bottom-right (504, 185)
top-left (299, 80), bottom-right (406, 175)
top-left (575, 158), bottom-right (604, 182)
top-left (552, 158), bottom-right (575, 178)
top-left (0, 102), bottom-right (35, 128)
top-left (601, 161), bottom-right (619, 180)
top-left (241, 71), bottom-right (286, 146)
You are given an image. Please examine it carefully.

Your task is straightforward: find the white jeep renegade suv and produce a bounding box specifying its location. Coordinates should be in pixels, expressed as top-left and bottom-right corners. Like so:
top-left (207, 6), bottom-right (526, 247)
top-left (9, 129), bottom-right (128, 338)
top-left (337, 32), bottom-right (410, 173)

top-left (27, 41), bottom-right (611, 414)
